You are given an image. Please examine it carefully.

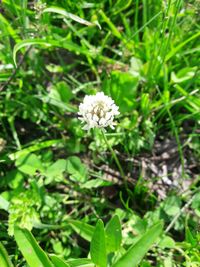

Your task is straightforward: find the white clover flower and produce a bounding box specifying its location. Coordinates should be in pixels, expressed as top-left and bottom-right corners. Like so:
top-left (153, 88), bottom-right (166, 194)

top-left (78, 92), bottom-right (120, 130)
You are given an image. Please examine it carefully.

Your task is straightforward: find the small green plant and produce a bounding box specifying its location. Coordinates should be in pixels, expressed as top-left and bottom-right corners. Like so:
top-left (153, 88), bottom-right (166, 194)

top-left (0, 216), bottom-right (163, 267)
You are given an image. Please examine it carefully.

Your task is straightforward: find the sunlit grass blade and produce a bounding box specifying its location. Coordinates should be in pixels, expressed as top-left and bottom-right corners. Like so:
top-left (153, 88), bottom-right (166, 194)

top-left (105, 215), bottom-right (122, 253)
top-left (112, 222), bottom-right (163, 267)
top-left (166, 31), bottom-right (200, 62)
top-left (69, 220), bottom-right (94, 242)
top-left (9, 139), bottom-right (62, 160)
top-left (66, 258), bottom-right (95, 267)
top-left (0, 13), bottom-right (20, 42)
top-left (43, 7), bottom-right (101, 28)
top-left (50, 255), bottom-right (70, 267)
top-left (0, 242), bottom-right (13, 267)
top-left (13, 39), bottom-right (95, 66)
top-left (14, 227), bottom-right (54, 267)
top-left (90, 220), bottom-right (107, 267)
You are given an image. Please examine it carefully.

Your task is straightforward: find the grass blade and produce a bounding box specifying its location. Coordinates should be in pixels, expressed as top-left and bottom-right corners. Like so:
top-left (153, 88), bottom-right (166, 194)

top-left (166, 32), bottom-right (200, 61)
top-left (13, 38), bottom-right (95, 66)
top-left (66, 258), bottom-right (95, 267)
top-left (69, 220), bottom-right (94, 242)
top-left (43, 7), bottom-right (100, 28)
top-left (0, 242), bottom-right (13, 267)
top-left (9, 139), bottom-right (62, 161)
top-left (90, 220), bottom-right (107, 267)
top-left (14, 226), bottom-right (54, 267)
top-left (113, 222), bottom-right (163, 267)
top-left (50, 255), bottom-right (70, 267)
top-left (105, 215), bottom-right (122, 253)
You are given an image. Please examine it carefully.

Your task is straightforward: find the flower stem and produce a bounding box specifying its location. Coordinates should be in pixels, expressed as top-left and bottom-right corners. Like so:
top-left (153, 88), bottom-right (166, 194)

top-left (101, 129), bottom-right (128, 190)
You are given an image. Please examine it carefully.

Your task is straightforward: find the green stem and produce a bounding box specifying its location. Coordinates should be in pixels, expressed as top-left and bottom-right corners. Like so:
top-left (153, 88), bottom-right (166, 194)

top-left (101, 129), bottom-right (128, 190)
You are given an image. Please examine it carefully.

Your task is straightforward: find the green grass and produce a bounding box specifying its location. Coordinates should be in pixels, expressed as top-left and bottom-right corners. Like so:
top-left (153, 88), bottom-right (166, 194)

top-left (0, 0), bottom-right (200, 266)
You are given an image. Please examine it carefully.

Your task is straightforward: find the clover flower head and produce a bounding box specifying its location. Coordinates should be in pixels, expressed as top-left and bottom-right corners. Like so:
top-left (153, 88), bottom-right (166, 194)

top-left (78, 92), bottom-right (120, 130)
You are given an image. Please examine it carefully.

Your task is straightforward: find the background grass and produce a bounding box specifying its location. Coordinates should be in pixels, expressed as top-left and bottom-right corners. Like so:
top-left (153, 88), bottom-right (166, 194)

top-left (0, 0), bottom-right (200, 266)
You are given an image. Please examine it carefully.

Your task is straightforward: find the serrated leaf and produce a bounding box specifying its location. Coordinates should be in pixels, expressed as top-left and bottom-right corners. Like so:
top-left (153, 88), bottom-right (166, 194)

top-left (14, 227), bottom-right (54, 267)
top-left (112, 222), bottom-right (163, 267)
top-left (105, 215), bottom-right (122, 253)
top-left (90, 220), bottom-right (107, 267)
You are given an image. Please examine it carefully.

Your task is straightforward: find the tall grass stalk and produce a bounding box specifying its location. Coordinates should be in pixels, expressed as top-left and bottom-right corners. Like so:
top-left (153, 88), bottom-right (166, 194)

top-left (101, 129), bottom-right (128, 191)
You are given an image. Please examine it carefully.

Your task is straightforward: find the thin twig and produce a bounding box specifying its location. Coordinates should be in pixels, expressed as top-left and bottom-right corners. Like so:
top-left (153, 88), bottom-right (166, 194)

top-left (101, 129), bottom-right (129, 191)
top-left (165, 192), bottom-right (197, 233)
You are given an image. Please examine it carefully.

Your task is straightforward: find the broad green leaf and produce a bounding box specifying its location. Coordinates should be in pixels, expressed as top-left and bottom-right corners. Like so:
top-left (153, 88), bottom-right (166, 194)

top-left (102, 70), bottom-right (138, 113)
top-left (185, 227), bottom-right (197, 247)
top-left (163, 196), bottom-right (181, 216)
top-left (66, 156), bottom-right (88, 183)
top-left (158, 236), bottom-right (175, 249)
top-left (112, 222), bottom-right (163, 267)
top-left (15, 153), bottom-right (44, 175)
top-left (53, 81), bottom-right (73, 103)
top-left (69, 220), bottom-right (94, 242)
top-left (45, 81), bottom-right (75, 113)
top-left (67, 258), bottom-right (95, 267)
top-left (45, 159), bottom-right (67, 184)
top-left (0, 242), bottom-right (13, 267)
top-left (14, 226), bottom-right (54, 267)
top-left (90, 220), bottom-right (107, 267)
top-left (105, 215), bottom-right (122, 253)
top-left (43, 7), bottom-right (99, 28)
top-left (3, 170), bottom-right (24, 189)
top-left (50, 255), bottom-right (70, 267)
